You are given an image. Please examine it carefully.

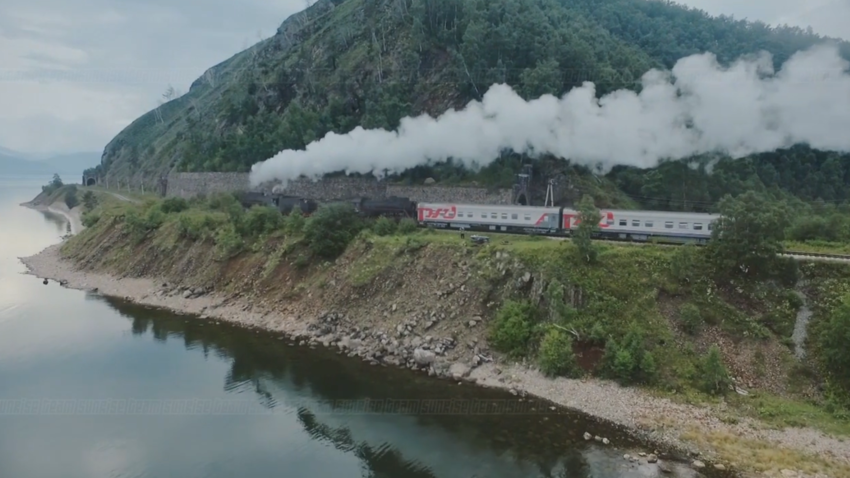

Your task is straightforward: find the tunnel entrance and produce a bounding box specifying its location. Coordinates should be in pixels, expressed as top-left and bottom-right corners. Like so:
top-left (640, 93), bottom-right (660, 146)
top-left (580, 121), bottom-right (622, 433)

top-left (86, 177), bottom-right (96, 186)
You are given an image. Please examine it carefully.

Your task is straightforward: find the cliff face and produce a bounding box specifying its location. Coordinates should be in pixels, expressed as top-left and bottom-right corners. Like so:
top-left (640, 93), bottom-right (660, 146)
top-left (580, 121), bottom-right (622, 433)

top-left (95, 0), bottom-right (847, 187)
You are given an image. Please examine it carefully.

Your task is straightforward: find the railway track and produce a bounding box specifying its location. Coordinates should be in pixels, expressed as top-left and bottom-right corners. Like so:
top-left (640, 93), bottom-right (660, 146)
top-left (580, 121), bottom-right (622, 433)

top-left (782, 250), bottom-right (850, 262)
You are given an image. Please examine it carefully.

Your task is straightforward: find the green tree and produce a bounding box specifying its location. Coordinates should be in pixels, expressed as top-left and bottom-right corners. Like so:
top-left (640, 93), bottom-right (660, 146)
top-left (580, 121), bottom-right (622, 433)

top-left (81, 191), bottom-right (98, 211)
top-left (545, 279), bottom-right (576, 324)
top-left (572, 195), bottom-right (602, 263)
top-left (817, 295), bottom-right (850, 395)
top-left (538, 327), bottom-right (580, 378)
top-left (285, 206), bottom-right (306, 234)
top-left (679, 303), bottom-right (703, 335)
top-left (303, 203), bottom-right (365, 259)
top-left (489, 300), bottom-right (538, 358)
top-left (42, 174), bottom-right (64, 194)
top-left (64, 186), bottom-right (79, 209)
top-left (706, 191), bottom-right (790, 279)
top-left (373, 216), bottom-right (397, 236)
top-left (700, 346), bottom-right (732, 395)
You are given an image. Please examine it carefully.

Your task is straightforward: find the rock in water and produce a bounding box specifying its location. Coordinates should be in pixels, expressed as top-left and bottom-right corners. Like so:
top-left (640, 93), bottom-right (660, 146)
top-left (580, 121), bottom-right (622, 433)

top-left (413, 348), bottom-right (435, 366)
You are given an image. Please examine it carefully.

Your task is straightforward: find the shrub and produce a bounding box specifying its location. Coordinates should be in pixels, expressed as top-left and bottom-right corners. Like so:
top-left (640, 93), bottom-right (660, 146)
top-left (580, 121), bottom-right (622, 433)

top-left (538, 327), bottom-right (580, 377)
top-left (397, 218), bottom-right (418, 234)
top-left (700, 346), bottom-right (732, 395)
top-left (64, 186), bottom-right (79, 209)
top-left (817, 294), bottom-right (850, 397)
top-left (679, 303), bottom-right (703, 335)
top-left (600, 327), bottom-right (657, 385)
top-left (177, 212), bottom-right (226, 240)
top-left (214, 222), bottom-right (244, 259)
top-left (373, 217), bottom-right (397, 236)
top-left (489, 300), bottom-right (538, 358)
top-left (241, 205), bottom-right (283, 237)
top-left (303, 203), bottom-right (365, 259)
top-left (81, 191), bottom-right (98, 211)
top-left (285, 206), bottom-right (305, 234)
top-left (122, 209), bottom-right (149, 242)
top-left (160, 197), bottom-right (188, 214)
top-left (42, 174), bottom-right (63, 194)
top-left (81, 211), bottom-right (100, 228)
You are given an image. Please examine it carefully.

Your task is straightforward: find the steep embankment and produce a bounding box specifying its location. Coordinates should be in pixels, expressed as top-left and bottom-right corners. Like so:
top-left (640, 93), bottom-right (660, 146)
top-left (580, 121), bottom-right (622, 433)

top-left (18, 195), bottom-right (850, 478)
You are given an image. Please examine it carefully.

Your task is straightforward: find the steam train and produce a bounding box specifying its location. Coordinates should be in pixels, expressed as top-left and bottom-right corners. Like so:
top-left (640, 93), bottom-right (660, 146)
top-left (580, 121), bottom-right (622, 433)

top-left (417, 203), bottom-right (719, 244)
top-left (238, 192), bottom-right (719, 244)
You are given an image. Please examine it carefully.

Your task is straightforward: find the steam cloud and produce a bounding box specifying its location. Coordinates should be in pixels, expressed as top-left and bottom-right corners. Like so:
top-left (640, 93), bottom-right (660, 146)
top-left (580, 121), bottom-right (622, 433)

top-left (249, 43), bottom-right (850, 187)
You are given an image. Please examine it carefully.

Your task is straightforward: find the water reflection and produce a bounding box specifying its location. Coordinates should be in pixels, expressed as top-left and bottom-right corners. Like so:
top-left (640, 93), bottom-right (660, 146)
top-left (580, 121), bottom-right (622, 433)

top-left (105, 298), bottom-right (703, 478)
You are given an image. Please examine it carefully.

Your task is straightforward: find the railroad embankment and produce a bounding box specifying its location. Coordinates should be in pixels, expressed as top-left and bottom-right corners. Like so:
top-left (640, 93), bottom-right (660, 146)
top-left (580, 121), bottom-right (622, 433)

top-left (18, 193), bottom-right (850, 478)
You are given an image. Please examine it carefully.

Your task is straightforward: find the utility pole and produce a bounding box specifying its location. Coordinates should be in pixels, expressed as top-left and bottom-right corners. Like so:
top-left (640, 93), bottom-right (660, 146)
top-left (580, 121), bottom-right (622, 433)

top-left (544, 179), bottom-right (555, 207)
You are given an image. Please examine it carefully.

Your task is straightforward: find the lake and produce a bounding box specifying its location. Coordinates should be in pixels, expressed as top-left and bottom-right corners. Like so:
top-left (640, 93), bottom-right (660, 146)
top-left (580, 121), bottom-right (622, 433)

top-left (0, 176), bottom-right (699, 478)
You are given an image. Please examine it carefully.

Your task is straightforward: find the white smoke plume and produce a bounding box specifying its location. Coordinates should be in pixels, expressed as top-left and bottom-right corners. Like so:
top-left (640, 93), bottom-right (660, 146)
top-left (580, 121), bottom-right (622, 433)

top-left (249, 43), bottom-right (850, 187)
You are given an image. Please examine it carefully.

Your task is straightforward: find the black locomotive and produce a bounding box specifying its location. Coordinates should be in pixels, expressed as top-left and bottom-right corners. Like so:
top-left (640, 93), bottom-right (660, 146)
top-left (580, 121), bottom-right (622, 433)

top-left (355, 196), bottom-right (417, 218)
top-left (272, 195), bottom-right (318, 215)
top-left (237, 191), bottom-right (414, 219)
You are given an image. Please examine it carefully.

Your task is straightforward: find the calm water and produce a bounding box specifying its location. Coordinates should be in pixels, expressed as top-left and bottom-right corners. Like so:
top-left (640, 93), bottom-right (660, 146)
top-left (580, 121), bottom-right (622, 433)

top-left (0, 176), bottom-right (701, 478)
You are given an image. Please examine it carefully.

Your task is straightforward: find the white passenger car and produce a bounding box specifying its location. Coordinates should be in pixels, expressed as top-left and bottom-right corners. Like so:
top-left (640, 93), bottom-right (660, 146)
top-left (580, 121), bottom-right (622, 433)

top-left (586, 209), bottom-right (719, 244)
top-left (417, 203), bottom-right (562, 234)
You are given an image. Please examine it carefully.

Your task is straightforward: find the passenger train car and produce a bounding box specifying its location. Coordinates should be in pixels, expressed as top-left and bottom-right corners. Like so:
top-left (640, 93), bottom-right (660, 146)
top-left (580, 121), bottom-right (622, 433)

top-left (417, 203), bottom-right (719, 244)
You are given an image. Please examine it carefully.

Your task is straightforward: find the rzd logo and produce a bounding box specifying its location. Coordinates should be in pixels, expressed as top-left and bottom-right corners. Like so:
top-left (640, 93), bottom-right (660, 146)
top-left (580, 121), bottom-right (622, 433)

top-left (419, 206), bottom-right (457, 220)
top-left (564, 211), bottom-right (613, 228)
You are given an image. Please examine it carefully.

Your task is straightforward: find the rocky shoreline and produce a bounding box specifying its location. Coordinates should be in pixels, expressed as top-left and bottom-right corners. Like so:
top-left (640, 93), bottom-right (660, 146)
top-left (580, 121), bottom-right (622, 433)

top-left (18, 238), bottom-right (849, 478)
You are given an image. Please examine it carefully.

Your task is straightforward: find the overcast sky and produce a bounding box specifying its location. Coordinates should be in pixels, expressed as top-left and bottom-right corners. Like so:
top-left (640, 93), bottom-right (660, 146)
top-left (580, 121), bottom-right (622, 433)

top-left (0, 0), bottom-right (847, 155)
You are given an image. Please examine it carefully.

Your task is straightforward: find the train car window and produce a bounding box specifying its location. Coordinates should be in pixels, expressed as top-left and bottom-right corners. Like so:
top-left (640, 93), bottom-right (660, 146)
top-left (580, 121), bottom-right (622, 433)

top-left (645, 221), bottom-right (654, 227)
top-left (708, 222), bottom-right (714, 231)
top-left (524, 215), bottom-right (531, 221)
top-left (665, 221), bottom-right (674, 229)
top-left (679, 222), bottom-right (688, 229)
top-left (511, 214), bottom-right (518, 219)
top-left (607, 216), bottom-right (614, 225)
top-left (481, 213), bottom-right (487, 218)
top-left (619, 219), bottom-right (627, 226)
top-left (632, 220), bottom-right (640, 227)
top-left (491, 213), bottom-right (497, 219)
top-left (501, 213), bottom-right (507, 219)
top-left (694, 223), bottom-right (703, 230)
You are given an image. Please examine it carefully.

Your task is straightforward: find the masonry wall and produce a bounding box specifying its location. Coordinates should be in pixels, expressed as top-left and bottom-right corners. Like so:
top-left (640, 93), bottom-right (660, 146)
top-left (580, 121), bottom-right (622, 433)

top-left (165, 172), bottom-right (513, 205)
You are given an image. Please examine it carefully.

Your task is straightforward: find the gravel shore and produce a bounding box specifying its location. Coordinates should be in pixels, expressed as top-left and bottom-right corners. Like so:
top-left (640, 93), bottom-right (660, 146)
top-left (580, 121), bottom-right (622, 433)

top-left (18, 237), bottom-right (850, 478)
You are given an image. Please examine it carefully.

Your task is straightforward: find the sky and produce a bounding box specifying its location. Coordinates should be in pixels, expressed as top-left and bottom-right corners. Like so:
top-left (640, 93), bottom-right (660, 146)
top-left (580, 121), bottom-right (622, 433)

top-left (0, 0), bottom-right (847, 156)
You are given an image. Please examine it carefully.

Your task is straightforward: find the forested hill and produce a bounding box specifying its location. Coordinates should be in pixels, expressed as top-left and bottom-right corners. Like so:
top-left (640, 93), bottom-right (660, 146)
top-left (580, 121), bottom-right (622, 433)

top-left (94, 0), bottom-right (850, 210)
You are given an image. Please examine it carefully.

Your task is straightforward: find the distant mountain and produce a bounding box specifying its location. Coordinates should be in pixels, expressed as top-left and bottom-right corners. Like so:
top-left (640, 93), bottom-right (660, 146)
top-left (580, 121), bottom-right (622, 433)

top-left (0, 147), bottom-right (99, 179)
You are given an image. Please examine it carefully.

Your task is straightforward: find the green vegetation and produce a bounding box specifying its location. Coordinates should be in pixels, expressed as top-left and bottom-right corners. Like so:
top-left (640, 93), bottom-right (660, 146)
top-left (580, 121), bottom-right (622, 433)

top-left (41, 174), bottom-right (64, 195)
top-left (82, 191), bottom-right (98, 211)
top-left (63, 185), bottom-right (79, 209)
top-left (572, 195), bottom-right (601, 263)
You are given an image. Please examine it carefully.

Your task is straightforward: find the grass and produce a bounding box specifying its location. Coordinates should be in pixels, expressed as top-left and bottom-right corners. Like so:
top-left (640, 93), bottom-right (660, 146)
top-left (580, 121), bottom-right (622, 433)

top-left (681, 427), bottom-right (850, 477)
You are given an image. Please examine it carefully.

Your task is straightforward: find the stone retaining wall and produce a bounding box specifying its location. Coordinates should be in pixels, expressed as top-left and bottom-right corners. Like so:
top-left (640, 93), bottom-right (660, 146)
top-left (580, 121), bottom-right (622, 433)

top-left (164, 172), bottom-right (513, 205)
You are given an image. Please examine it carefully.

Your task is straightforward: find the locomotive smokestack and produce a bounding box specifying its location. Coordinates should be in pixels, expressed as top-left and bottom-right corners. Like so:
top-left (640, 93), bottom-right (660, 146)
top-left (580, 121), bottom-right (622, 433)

top-left (249, 43), bottom-right (850, 187)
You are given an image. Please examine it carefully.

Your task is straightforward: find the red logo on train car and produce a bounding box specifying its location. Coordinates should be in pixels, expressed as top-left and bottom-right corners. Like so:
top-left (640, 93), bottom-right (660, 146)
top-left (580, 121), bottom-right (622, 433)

top-left (563, 211), bottom-right (613, 228)
top-left (418, 205), bottom-right (457, 221)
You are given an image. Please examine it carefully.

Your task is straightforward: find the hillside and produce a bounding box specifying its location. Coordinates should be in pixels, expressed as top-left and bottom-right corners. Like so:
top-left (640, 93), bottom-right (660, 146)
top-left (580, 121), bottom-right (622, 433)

top-left (94, 0), bottom-right (850, 200)
top-left (21, 190), bottom-right (850, 477)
